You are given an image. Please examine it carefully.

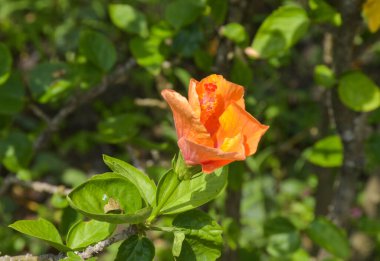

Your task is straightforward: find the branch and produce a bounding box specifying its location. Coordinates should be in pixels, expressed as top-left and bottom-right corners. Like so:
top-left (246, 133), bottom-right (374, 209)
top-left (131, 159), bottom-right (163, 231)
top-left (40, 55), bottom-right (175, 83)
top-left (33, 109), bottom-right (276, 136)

top-left (0, 226), bottom-right (138, 261)
top-left (134, 98), bottom-right (167, 109)
top-left (33, 59), bottom-right (136, 151)
top-left (77, 225), bottom-right (137, 259)
top-left (328, 0), bottom-right (366, 227)
top-left (0, 176), bottom-right (71, 196)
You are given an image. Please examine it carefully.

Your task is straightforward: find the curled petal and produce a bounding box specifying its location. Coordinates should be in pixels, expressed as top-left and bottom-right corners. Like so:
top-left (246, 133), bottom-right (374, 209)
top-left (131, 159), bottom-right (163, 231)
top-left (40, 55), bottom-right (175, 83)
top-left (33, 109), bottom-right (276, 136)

top-left (161, 89), bottom-right (212, 147)
top-left (188, 78), bottom-right (201, 118)
top-left (178, 137), bottom-right (244, 173)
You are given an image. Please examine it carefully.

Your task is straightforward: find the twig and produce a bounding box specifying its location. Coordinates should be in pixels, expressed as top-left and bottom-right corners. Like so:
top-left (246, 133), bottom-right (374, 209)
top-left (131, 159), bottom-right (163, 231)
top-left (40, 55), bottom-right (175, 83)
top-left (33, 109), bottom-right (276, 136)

top-left (77, 225), bottom-right (137, 259)
top-left (0, 176), bottom-right (70, 196)
top-left (0, 253), bottom-right (64, 261)
top-left (33, 59), bottom-right (136, 151)
top-left (134, 98), bottom-right (167, 109)
top-left (29, 104), bottom-right (51, 124)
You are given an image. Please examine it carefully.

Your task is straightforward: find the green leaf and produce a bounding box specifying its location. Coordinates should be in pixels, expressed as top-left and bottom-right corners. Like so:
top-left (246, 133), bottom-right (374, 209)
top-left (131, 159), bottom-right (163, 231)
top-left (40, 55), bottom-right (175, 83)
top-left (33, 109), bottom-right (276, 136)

top-left (172, 232), bottom-right (185, 257)
top-left (67, 176), bottom-right (151, 224)
top-left (109, 4), bottom-right (149, 37)
top-left (194, 50), bottom-right (213, 72)
top-left (172, 26), bottom-right (203, 57)
top-left (130, 36), bottom-right (164, 75)
top-left (0, 43), bottom-right (12, 85)
top-left (115, 235), bottom-right (155, 261)
top-left (79, 30), bottom-right (116, 72)
top-left (208, 0), bottom-right (228, 25)
top-left (0, 72), bottom-right (24, 115)
top-left (264, 217), bottom-right (300, 257)
top-left (97, 113), bottom-right (149, 144)
top-left (309, 0), bottom-right (341, 26)
top-left (103, 155), bottom-right (157, 206)
top-left (66, 220), bottom-right (116, 250)
top-left (306, 217), bottom-right (350, 259)
top-left (221, 23), bottom-right (247, 44)
top-left (305, 135), bottom-right (343, 168)
top-left (264, 217), bottom-right (297, 236)
top-left (266, 232), bottom-right (301, 257)
top-left (165, 0), bottom-right (206, 29)
top-left (357, 217), bottom-right (380, 236)
top-left (338, 71), bottom-right (380, 112)
top-left (366, 133), bottom-right (380, 170)
top-left (28, 62), bottom-right (72, 103)
top-left (67, 63), bottom-right (102, 90)
top-left (9, 218), bottom-right (70, 252)
top-left (156, 167), bottom-right (228, 215)
top-left (230, 58), bottom-right (253, 87)
top-left (251, 5), bottom-right (309, 58)
top-left (314, 64), bottom-right (336, 88)
top-left (173, 210), bottom-right (223, 261)
top-left (65, 252), bottom-right (86, 261)
top-left (0, 131), bottom-right (33, 172)
top-left (174, 67), bottom-right (192, 88)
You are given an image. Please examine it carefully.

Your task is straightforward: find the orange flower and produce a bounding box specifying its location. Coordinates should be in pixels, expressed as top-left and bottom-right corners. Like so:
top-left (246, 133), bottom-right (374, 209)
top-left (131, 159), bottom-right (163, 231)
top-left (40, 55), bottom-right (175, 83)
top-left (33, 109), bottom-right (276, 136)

top-left (162, 74), bottom-right (269, 173)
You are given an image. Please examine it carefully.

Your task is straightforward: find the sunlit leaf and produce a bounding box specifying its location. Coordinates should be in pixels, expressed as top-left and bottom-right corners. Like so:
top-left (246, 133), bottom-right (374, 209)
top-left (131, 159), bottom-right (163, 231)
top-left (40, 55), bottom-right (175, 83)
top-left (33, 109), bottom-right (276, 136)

top-left (173, 210), bottom-right (223, 261)
top-left (155, 167), bottom-right (227, 215)
top-left (109, 4), bottom-right (148, 37)
top-left (66, 220), bottom-right (116, 250)
top-left (67, 175), bottom-right (151, 224)
top-left (252, 5), bottom-right (309, 58)
top-left (314, 64), bottom-right (336, 88)
top-left (309, 0), bottom-right (341, 26)
top-left (130, 36), bottom-right (164, 75)
top-left (338, 71), bottom-right (380, 112)
top-left (103, 155), bottom-right (157, 206)
top-left (9, 218), bottom-right (70, 252)
top-left (306, 135), bottom-right (342, 168)
top-left (221, 23), bottom-right (247, 44)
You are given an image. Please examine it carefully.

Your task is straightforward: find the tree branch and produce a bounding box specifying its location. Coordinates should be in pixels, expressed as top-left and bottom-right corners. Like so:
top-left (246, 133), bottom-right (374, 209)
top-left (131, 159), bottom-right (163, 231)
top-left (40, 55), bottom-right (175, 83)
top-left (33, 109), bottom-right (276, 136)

top-left (77, 225), bottom-right (137, 259)
top-left (33, 59), bottom-right (136, 151)
top-left (328, 0), bottom-right (366, 227)
top-left (0, 176), bottom-right (71, 196)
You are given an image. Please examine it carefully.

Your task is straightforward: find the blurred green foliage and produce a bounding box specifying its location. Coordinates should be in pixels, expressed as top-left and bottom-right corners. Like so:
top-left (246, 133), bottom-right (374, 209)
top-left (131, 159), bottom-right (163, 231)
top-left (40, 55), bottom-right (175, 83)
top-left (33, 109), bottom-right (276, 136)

top-left (0, 0), bottom-right (380, 260)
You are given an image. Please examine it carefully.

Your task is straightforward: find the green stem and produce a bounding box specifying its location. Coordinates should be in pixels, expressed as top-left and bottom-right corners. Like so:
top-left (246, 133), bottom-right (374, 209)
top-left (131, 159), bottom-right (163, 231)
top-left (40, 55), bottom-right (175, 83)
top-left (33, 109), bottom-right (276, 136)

top-left (147, 169), bottom-right (181, 223)
top-left (148, 226), bottom-right (175, 232)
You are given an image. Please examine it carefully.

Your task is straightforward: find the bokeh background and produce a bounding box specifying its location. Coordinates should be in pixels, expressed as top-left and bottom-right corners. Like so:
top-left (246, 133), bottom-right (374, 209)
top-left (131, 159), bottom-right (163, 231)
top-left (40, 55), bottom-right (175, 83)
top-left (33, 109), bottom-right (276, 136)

top-left (1, 0), bottom-right (380, 260)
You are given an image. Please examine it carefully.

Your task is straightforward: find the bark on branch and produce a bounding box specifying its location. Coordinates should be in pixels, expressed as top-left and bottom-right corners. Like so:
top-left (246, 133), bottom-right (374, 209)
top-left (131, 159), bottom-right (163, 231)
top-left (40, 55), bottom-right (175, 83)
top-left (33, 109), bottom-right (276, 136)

top-left (328, 0), bottom-right (366, 228)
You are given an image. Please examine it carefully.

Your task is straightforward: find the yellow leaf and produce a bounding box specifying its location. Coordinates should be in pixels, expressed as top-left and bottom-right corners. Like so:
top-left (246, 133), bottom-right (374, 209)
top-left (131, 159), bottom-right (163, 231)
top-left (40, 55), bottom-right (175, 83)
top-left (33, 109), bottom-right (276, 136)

top-left (363, 0), bottom-right (380, 33)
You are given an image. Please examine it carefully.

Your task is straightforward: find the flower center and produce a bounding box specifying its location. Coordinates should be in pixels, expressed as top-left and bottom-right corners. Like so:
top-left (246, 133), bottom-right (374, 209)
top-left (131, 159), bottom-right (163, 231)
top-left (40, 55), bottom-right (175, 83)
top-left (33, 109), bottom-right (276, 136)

top-left (198, 81), bottom-right (222, 139)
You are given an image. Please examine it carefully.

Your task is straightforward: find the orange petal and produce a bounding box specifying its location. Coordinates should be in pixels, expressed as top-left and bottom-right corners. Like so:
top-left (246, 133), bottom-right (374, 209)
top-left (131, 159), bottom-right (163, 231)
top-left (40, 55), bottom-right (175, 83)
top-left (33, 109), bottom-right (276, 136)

top-left (217, 76), bottom-right (245, 110)
top-left (219, 133), bottom-right (245, 156)
top-left (201, 159), bottom-right (235, 174)
top-left (188, 78), bottom-right (201, 118)
top-left (178, 137), bottom-right (244, 173)
top-left (216, 103), bottom-right (269, 157)
top-left (161, 89), bottom-right (212, 147)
